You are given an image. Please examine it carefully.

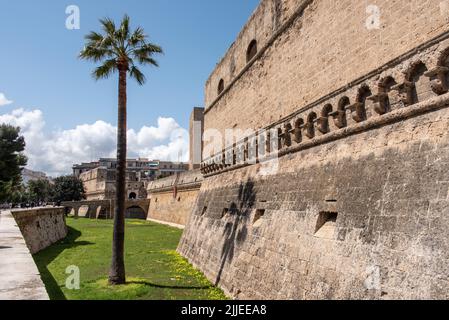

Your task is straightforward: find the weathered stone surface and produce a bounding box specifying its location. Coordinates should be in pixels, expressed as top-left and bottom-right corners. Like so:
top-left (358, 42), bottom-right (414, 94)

top-left (179, 104), bottom-right (449, 299)
top-left (204, 0), bottom-right (449, 135)
top-left (0, 211), bottom-right (49, 300)
top-left (178, 0), bottom-right (449, 300)
top-left (147, 170), bottom-right (203, 226)
top-left (11, 207), bottom-right (68, 255)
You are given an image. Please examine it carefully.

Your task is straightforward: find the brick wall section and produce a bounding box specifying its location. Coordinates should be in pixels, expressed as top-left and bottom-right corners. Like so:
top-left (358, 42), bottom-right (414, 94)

top-left (178, 0), bottom-right (449, 300)
top-left (12, 208), bottom-right (68, 254)
top-left (204, 0), bottom-right (449, 142)
top-left (147, 170), bottom-right (203, 226)
top-left (179, 101), bottom-right (449, 299)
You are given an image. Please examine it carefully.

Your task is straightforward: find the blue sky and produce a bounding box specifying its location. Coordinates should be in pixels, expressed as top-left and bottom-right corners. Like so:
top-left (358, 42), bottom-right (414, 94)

top-left (0, 0), bottom-right (259, 175)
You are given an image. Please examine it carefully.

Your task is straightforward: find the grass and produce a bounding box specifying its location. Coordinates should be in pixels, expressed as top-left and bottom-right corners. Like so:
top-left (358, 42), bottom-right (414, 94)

top-left (33, 218), bottom-right (227, 300)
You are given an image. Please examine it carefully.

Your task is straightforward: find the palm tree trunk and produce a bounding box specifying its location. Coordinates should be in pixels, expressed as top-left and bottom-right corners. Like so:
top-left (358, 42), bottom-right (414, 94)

top-left (109, 65), bottom-right (127, 285)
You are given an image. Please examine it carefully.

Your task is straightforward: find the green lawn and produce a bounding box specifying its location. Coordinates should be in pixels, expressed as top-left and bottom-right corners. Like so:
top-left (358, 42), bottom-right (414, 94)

top-left (33, 218), bottom-right (227, 300)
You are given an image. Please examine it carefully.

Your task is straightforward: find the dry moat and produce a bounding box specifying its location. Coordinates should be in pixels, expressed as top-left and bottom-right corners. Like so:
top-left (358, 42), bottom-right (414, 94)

top-left (33, 218), bottom-right (226, 300)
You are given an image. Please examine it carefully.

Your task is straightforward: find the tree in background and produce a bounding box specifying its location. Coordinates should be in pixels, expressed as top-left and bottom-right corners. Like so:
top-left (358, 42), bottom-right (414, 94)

top-left (0, 125), bottom-right (27, 202)
top-left (52, 175), bottom-right (85, 203)
top-left (28, 179), bottom-right (54, 204)
top-left (80, 14), bottom-right (162, 285)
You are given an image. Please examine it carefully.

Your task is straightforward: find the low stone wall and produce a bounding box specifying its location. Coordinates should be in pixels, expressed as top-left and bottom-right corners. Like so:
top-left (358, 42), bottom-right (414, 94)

top-left (0, 211), bottom-right (49, 300)
top-left (147, 170), bottom-right (203, 226)
top-left (11, 207), bottom-right (68, 254)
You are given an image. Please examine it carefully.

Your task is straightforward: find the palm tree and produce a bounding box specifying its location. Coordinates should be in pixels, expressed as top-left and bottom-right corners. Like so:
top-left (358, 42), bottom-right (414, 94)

top-left (79, 15), bottom-right (162, 285)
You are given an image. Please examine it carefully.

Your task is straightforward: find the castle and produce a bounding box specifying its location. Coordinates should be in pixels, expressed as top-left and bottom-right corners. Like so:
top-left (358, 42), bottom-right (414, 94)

top-left (74, 158), bottom-right (188, 201)
top-left (172, 0), bottom-right (449, 299)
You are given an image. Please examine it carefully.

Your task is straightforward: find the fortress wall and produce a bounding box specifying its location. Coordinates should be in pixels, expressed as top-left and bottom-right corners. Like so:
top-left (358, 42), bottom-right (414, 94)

top-left (147, 170), bottom-right (203, 226)
top-left (12, 207), bottom-right (68, 254)
top-left (179, 97), bottom-right (449, 299)
top-left (204, 0), bottom-right (449, 140)
top-left (179, 0), bottom-right (449, 300)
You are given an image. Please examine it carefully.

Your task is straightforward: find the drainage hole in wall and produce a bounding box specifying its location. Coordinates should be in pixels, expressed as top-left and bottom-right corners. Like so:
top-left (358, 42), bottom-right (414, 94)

top-left (253, 209), bottom-right (266, 227)
top-left (315, 212), bottom-right (338, 239)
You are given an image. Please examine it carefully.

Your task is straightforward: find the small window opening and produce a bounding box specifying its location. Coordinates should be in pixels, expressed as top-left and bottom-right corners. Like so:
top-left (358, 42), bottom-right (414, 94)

top-left (253, 209), bottom-right (265, 227)
top-left (315, 212), bottom-right (338, 239)
top-left (218, 79), bottom-right (225, 95)
top-left (246, 39), bottom-right (258, 63)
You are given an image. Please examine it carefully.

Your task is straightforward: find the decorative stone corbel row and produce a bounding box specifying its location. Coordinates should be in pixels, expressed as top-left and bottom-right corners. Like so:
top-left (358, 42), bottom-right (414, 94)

top-left (201, 40), bottom-right (449, 177)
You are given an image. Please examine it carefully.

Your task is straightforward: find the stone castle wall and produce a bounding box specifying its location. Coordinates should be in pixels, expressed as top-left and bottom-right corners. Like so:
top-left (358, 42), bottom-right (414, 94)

top-left (180, 94), bottom-right (449, 299)
top-left (147, 170), bottom-right (203, 226)
top-left (204, 0), bottom-right (449, 140)
top-left (178, 0), bottom-right (449, 299)
top-left (12, 207), bottom-right (68, 254)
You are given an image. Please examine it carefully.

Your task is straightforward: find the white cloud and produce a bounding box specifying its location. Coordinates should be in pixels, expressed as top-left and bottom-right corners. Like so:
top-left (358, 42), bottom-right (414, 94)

top-left (0, 93), bottom-right (13, 106)
top-left (0, 108), bottom-right (189, 177)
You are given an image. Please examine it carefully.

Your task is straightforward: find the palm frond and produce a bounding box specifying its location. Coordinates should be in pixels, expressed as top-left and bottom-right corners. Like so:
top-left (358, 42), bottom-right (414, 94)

top-left (80, 15), bottom-right (162, 83)
top-left (127, 27), bottom-right (146, 47)
top-left (129, 65), bottom-right (146, 85)
top-left (132, 44), bottom-right (163, 64)
top-left (85, 31), bottom-right (104, 42)
top-left (92, 59), bottom-right (118, 80)
top-left (118, 14), bottom-right (130, 44)
top-left (100, 17), bottom-right (116, 37)
top-left (140, 43), bottom-right (163, 54)
top-left (79, 44), bottom-right (115, 62)
top-left (133, 54), bottom-right (159, 67)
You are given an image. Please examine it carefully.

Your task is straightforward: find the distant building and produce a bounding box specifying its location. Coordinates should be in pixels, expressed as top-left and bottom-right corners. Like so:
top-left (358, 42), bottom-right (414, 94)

top-left (80, 167), bottom-right (147, 201)
top-left (22, 169), bottom-right (49, 185)
top-left (74, 158), bottom-right (188, 200)
top-left (72, 161), bottom-right (99, 177)
top-left (157, 161), bottom-right (190, 179)
top-left (73, 158), bottom-right (188, 181)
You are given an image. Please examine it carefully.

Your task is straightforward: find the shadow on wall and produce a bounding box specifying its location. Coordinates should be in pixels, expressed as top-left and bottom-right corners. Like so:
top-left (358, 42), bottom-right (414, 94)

top-left (32, 226), bottom-right (94, 300)
top-left (215, 179), bottom-right (255, 286)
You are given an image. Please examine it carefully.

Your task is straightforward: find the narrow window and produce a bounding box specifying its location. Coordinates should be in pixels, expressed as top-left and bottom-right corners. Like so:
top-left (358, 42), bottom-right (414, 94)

top-left (218, 79), bottom-right (225, 95)
top-left (246, 39), bottom-right (258, 63)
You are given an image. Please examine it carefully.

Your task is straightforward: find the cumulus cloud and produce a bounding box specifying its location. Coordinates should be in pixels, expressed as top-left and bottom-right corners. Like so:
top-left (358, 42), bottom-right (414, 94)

top-left (0, 108), bottom-right (189, 177)
top-left (0, 93), bottom-right (13, 106)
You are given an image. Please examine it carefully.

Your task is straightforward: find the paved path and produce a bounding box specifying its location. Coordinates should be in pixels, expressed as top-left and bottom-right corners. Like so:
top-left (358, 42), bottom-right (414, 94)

top-left (0, 210), bottom-right (49, 300)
